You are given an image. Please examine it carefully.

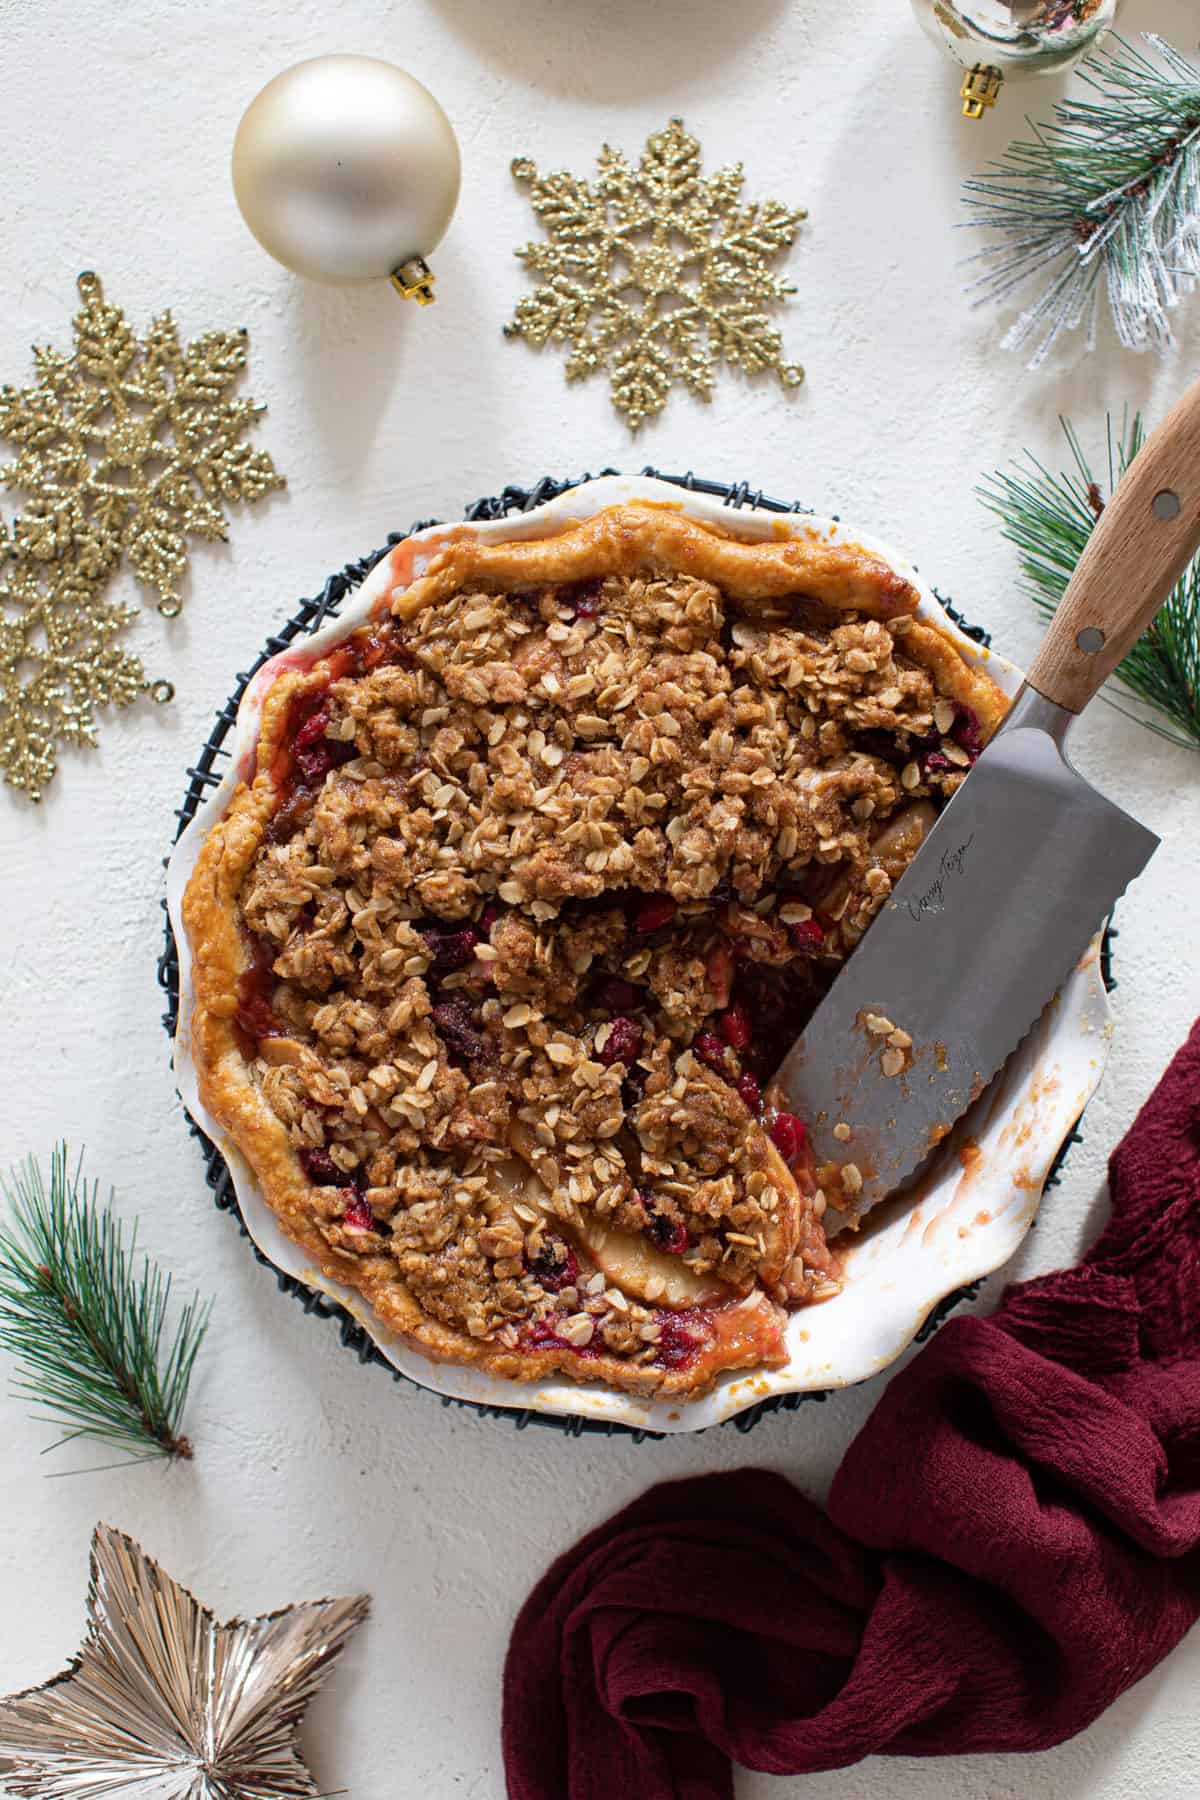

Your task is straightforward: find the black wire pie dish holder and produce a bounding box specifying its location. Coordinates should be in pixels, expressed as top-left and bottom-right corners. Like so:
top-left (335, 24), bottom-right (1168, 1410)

top-left (159, 470), bottom-right (1114, 1441)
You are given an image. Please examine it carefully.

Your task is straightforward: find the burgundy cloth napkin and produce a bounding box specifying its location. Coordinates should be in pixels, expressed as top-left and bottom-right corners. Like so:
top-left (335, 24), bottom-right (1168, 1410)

top-left (503, 1022), bottom-right (1200, 1800)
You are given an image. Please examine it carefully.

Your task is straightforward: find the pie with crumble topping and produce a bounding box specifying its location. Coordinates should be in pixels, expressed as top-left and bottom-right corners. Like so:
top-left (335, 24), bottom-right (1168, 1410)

top-left (182, 503), bottom-right (1007, 1398)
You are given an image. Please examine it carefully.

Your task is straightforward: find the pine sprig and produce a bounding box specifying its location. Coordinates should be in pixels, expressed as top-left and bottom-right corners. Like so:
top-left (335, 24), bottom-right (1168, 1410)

top-left (980, 413), bottom-right (1200, 749)
top-left (963, 35), bottom-right (1200, 365)
top-left (0, 1145), bottom-right (211, 1464)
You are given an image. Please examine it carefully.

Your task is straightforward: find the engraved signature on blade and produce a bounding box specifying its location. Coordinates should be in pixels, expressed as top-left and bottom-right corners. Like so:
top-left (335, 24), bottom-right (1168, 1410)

top-left (906, 835), bottom-right (975, 923)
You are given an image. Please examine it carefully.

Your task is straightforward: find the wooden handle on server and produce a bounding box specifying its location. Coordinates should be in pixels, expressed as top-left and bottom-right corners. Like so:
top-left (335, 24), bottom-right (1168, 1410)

top-left (1027, 379), bottom-right (1200, 713)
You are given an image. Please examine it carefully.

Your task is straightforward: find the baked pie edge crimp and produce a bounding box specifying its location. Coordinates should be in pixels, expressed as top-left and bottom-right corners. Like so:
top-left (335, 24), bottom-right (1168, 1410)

top-left (182, 503), bottom-right (1007, 1398)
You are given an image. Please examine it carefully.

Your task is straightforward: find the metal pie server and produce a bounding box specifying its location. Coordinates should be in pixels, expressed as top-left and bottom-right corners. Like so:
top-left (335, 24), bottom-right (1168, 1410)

top-left (775, 378), bottom-right (1200, 1229)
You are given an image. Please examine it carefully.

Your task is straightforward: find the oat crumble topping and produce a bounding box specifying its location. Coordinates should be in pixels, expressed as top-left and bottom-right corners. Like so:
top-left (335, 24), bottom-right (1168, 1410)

top-left (228, 557), bottom-right (992, 1385)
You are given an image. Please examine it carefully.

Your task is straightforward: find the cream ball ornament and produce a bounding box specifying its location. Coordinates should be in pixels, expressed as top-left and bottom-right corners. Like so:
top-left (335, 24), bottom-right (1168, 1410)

top-left (232, 55), bottom-right (461, 304)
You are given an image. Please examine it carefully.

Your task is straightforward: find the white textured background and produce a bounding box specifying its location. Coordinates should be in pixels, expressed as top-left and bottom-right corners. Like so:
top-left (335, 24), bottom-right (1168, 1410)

top-left (1, 0), bottom-right (1198, 1795)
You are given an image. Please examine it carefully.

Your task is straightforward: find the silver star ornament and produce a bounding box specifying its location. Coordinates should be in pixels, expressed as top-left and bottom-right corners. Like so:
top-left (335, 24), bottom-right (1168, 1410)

top-left (0, 1523), bottom-right (369, 1798)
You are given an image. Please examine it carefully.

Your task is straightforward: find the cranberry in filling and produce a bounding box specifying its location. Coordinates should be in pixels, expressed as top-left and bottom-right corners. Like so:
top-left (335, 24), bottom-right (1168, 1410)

top-left (655, 1307), bottom-right (712, 1371)
top-left (293, 707), bottom-right (333, 752)
top-left (523, 1319), bottom-right (565, 1351)
top-left (522, 1317), bottom-right (602, 1358)
top-left (292, 708), bottom-right (357, 785)
top-left (597, 1016), bottom-right (643, 1067)
top-left (418, 922), bottom-right (479, 976)
top-left (718, 1003), bottom-right (752, 1051)
top-left (693, 1031), bottom-right (728, 1074)
top-left (432, 999), bottom-right (490, 1068)
top-left (526, 1237), bottom-right (578, 1293)
top-left (299, 1147), bottom-right (340, 1185)
top-left (568, 580), bottom-right (603, 619)
top-left (265, 694), bottom-right (356, 841)
top-left (789, 919), bottom-right (826, 954)
top-left (736, 1072), bottom-right (762, 1113)
top-left (646, 1206), bottom-right (689, 1256)
top-left (633, 894), bottom-right (676, 934)
top-left (234, 935), bottom-right (282, 1048)
top-left (952, 704), bottom-right (983, 760)
top-left (592, 975), bottom-right (640, 1013)
top-left (769, 1112), bottom-right (807, 1165)
top-left (341, 1193), bottom-right (377, 1233)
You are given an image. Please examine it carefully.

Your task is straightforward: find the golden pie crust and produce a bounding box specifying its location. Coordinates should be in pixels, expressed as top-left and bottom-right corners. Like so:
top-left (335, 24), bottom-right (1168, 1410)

top-left (182, 503), bottom-right (1007, 1399)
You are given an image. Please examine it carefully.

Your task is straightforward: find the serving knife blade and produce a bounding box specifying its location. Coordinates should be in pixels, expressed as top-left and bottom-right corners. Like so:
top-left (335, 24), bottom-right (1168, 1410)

top-left (776, 375), bottom-right (1200, 1228)
top-left (774, 686), bottom-right (1156, 1224)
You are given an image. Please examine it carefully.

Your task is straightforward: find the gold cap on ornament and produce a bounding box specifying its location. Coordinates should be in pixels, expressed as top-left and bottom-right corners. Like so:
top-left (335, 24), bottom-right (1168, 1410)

top-left (960, 64), bottom-right (1004, 119)
top-left (391, 256), bottom-right (437, 305)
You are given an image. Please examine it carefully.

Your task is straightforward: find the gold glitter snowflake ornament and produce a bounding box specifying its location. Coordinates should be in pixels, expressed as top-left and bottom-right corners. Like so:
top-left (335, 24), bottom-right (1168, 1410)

top-left (506, 118), bottom-right (807, 430)
top-left (0, 534), bottom-right (165, 801)
top-left (0, 273), bottom-right (283, 800)
top-left (0, 273), bottom-right (284, 617)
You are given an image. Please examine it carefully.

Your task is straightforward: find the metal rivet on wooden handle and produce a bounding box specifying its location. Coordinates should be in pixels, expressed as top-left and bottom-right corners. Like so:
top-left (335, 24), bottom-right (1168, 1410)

top-left (1026, 379), bottom-right (1200, 716)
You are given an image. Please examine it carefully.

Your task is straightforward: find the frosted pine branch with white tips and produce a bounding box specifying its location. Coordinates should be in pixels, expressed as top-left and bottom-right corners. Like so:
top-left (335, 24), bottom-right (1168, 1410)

top-left (962, 36), bottom-right (1200, 366)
